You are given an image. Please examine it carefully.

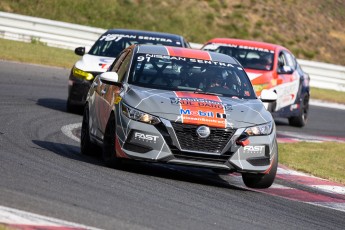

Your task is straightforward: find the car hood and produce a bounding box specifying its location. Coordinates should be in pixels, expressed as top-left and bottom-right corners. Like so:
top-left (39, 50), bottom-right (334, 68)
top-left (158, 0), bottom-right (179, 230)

top-left (74, 54), bottom-right (115, 72)
top-left (123, 85), bottom-right (272, 129)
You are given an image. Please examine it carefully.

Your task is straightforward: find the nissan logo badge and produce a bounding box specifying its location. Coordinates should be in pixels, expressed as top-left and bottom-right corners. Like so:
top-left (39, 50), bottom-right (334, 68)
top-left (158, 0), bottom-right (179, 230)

top-left (196, 126), bottom-right (210, 138)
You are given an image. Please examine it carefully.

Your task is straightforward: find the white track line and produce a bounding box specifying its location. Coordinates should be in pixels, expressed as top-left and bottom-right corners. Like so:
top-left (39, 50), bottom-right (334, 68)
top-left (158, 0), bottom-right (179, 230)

top-left (0, 205), bottom-right (100, 230)
top-left (61, 122), bottom-right (81, 143)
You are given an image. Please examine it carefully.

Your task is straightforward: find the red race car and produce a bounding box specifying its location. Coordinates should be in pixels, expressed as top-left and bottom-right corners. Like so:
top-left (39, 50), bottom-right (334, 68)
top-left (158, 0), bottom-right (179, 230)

top-left (202, 38), bottom-right (310, 127)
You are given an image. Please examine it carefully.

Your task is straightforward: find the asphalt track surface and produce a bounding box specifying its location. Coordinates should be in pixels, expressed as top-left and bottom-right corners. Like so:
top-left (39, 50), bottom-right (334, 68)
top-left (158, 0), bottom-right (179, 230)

top-left (1, 60), bottom-right (345, 230)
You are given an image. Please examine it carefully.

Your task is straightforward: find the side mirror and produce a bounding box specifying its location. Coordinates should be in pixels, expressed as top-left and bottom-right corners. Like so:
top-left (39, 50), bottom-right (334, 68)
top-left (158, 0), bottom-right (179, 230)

top-left (75, 47), bottom-right (85, 56)
top-left (260, 89), bottom-right (277, 103)
top-left (100, 72), bottom-right (122, 87)
top-left (278, 65), bottom-right (294, 74)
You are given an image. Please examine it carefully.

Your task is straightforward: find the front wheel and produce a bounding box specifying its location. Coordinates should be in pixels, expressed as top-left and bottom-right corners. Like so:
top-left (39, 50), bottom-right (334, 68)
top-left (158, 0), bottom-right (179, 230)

top-left (102, 114), bottom-right (121, 168)
top-left (288, 95), bottom-right (309, 127)
top-left (242, 154), bottom-right (278, 189)
top-left (80, 105), bottom-right (100, 155)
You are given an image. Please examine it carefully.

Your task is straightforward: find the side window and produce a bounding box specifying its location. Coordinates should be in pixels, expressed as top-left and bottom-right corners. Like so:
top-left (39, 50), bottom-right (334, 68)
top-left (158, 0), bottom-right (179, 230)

top-left (278, 52), bottom-right (286, 67)
top-left (109, 50), bottom-right (129, 72)
top-left (283, 51), bottom-right (295, 70)
top-left (183, 39), bottom-right (191, 48)
top-left (116, 50), bottom-right (133, 82)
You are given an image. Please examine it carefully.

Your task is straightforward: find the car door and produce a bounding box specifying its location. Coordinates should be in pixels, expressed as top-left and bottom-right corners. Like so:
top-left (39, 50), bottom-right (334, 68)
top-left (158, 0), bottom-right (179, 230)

top-left (90, 49), bottom-right (130, 140)
top-left (88, 75), bottom-right (103, 140)
top-left (275, 50), bottom-right (300, 111)
top-left (98, 48), bottom-right (133, 138)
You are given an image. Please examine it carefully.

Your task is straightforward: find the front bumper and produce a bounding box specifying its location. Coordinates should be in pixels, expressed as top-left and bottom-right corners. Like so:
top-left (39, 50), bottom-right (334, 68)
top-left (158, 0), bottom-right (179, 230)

top-left (68, 74), bottom-right (93, 105)
top-left (115, 110), bottom-right (277, 173)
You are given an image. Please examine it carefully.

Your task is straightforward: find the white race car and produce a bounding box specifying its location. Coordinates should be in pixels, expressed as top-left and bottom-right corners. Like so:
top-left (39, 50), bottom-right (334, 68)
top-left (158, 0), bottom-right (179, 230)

top-left (67, 29), bottom-right (190, 112)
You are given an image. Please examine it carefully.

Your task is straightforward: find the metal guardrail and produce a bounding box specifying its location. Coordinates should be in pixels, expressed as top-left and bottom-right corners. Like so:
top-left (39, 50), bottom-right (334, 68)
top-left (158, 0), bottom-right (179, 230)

top-left (1, 11), bottom-right (345, 92)
top-left (0, 11), bottom-right (106, 49)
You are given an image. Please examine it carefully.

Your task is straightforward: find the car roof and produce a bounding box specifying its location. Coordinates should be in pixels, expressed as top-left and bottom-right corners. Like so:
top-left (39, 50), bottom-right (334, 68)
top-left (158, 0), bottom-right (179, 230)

top-left (135, 44), bottom-right (239, 65)
top-left (105, 29), bottom-right (184, 40)
top-left (205, 38), bottom-right (286, 51)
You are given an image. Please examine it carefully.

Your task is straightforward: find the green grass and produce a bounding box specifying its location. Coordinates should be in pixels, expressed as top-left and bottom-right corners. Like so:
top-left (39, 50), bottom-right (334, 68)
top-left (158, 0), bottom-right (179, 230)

top-left (279, 142), bottom-right (345, 184)
top-left (0, 38), bottom-right (78, 68)
top-left (311, 87), bottom-right (345, 104)
top-left (0, 224), bottom-right (12, 230)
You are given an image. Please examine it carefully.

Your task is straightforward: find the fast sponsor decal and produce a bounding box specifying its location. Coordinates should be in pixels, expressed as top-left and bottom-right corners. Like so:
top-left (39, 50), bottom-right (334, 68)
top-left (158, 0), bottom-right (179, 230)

top-left (134, 132), bottom-right (159, 143)
top-left (243, 145), bottom-right (265, 154)
top-left (174, 92), bottom-right (226, 128)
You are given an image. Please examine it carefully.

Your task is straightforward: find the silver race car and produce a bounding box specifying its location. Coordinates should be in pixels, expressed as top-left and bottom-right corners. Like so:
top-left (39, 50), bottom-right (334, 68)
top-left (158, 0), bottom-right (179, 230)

top-left (82, 44), bottom-right (278, 188)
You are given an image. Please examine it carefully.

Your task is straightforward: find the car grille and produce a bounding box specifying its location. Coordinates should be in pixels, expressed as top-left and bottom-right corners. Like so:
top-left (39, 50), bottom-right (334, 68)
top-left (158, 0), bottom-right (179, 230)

top-left (169, 147), bottom-right (233, 164)
top-left (171, 122), bottom-right (236, 153)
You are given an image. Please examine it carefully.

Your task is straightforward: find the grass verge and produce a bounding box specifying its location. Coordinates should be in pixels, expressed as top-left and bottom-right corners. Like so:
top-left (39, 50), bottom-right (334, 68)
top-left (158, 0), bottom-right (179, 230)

top-left (311, 87), bottom-right (345, 104)
top-left (279, 142), bottom-right (345, 184)
top-left (0, 38), bottom-right (78, 69)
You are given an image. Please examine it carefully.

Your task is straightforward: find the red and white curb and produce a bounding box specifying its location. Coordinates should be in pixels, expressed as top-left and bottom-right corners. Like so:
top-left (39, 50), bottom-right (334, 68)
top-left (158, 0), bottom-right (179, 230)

top-left (277, 131), bottom-right (345, 143)
top-left (0, 206), bottom-right (100, 230)
top-left (226, 166), bottom-right (345, 213)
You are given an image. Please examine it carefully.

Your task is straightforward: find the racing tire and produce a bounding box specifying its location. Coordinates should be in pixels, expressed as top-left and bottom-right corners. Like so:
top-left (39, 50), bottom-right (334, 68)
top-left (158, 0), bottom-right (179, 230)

top-left (102, 114), bottom-right (122, 168)
top-left (288, 95), bottom-right (309, 127)
top-left (241, 153), bottom-right (278, 189)
top-left (80, 105), bottom-right (100, 155)
top-left (66, 98), bottom-right (74, 113)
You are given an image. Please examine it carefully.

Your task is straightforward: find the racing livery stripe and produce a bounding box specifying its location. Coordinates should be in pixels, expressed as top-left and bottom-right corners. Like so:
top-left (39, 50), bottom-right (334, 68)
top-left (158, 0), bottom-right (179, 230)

top-left (166, 47), bottom-right (211, 60)
top-left (174, 91), bottom-right (226, 128)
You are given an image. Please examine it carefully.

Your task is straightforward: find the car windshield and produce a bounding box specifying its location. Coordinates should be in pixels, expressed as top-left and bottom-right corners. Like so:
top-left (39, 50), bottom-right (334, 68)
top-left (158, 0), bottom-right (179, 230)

top-left (203, 44), bottom-right (275, 71)
top-left (128, 53), bottom-right (256, 99)
top-left (89, 33), bottom-right (182, 57)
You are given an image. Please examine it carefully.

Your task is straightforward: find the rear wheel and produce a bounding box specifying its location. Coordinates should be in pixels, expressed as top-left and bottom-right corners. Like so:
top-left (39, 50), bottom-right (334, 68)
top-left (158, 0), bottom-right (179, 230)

top-left (288, 95), bottom-right (309, 127)
top-left (80, 105), bottom-right (100, 155)
top-left (242, 154), bottom-right (278, 189)
top-left (102, 114), bottom-right (121, 168)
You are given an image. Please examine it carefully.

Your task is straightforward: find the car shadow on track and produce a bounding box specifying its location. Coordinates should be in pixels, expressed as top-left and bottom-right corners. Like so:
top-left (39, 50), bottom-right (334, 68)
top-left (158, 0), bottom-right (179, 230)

top-left (36, 98), bottom-right (82, 115)
top-left (32, 139), bottom-right (104, 167)
top-left (32, 139), bottom-right (245, 191)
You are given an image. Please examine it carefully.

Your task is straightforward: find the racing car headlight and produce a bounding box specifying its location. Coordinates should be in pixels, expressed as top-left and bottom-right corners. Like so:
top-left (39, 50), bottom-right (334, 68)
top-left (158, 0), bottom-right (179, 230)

top-left (121, 103), bottom-right (161, 125)
top-left (244, 121), bottom-right (273, 136)
top-left (72, 67), bottom-right (94, 81)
